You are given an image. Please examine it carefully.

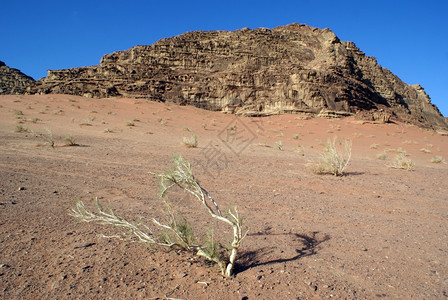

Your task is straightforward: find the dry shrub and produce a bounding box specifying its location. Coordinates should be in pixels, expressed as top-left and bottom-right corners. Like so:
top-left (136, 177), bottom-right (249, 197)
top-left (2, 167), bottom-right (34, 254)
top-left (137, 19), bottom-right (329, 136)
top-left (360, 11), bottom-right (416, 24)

top-left (182, 134), bottom-right (198, 148)
top-left (388, 153), bottom-right (415, 171)
top-left (376, 152), bottom-right (387, 160)
top-left (430, 156), bottom-right (445, 164)
top-left (275, 140), bottom-right (283, 151)
top-left (64, 135), bottom-right (79, 146)
top-left (71, 155), bottom-right (246, 277)
top-left (14, 124), bottom-right (28, 133)
top-left (307, 137), bottom-right (352, 176)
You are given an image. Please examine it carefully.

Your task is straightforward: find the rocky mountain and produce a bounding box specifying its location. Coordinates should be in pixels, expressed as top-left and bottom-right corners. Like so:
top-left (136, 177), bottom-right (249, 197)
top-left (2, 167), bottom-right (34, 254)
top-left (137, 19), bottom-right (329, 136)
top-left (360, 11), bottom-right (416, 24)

top-left (28, 24), bottom-right (447, 129)
top-left (0, 61), bottom-right (35, 95)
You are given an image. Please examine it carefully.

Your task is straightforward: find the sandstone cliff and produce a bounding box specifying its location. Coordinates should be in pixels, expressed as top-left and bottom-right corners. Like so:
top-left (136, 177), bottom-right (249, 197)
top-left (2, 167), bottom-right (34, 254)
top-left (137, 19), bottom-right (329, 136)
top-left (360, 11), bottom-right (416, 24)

top-left (0, 61), bottom-right (35, 95)
top-left (28, 24), bottom-right (447, 129)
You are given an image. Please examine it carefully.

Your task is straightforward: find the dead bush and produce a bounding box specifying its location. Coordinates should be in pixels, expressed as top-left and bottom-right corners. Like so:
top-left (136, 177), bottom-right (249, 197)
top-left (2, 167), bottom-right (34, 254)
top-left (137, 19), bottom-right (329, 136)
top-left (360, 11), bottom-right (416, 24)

top-left (71, 155), bottom-right (246, 277)
top-left (307, 137), bottom-right (352, 176)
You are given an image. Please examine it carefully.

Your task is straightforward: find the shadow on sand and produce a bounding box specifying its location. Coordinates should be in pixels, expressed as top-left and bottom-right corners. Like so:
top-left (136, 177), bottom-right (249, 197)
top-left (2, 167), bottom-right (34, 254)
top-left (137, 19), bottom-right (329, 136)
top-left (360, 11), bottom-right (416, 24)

top-left (234, 230), bottom-right (330, 275)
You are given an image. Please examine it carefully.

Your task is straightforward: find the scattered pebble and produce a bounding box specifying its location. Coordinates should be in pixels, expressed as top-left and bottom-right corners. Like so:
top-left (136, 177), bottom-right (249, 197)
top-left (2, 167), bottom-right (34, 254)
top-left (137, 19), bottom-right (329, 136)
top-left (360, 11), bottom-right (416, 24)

top-left (81, 265), bottom-right (91, 272)
top-left (74, 242), bottom-right (95, 249)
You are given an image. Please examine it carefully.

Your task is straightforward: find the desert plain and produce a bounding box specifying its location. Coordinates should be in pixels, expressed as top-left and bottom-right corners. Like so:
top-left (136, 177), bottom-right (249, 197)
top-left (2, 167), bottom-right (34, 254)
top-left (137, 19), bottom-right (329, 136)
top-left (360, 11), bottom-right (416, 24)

top-left (0, 94), bottom-right (447, 299)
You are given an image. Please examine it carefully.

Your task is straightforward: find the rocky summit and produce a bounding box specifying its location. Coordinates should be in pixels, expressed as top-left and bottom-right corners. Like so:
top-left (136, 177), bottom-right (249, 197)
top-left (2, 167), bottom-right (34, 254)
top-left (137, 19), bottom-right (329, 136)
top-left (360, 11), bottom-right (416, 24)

top-left (28, 24), bottom-right (446, 129)
top-left (0, 61), bottom-right (35, 95)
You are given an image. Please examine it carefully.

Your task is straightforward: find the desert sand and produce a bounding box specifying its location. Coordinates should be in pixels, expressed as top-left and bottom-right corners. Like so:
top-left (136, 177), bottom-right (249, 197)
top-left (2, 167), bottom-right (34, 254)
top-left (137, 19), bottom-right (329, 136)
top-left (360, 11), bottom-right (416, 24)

top-left (0, 94), bottom-right (447, 299)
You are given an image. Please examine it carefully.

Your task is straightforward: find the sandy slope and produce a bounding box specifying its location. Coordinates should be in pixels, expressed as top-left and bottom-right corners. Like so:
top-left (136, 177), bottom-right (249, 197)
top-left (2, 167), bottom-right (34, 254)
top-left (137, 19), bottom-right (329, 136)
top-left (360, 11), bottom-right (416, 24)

top-left (0, 94), bottom-right (447, 299)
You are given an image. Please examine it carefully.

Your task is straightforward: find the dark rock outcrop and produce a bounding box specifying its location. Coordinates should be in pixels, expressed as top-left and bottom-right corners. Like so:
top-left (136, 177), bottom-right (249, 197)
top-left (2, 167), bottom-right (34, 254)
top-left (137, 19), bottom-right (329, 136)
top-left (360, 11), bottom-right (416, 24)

top-left (28, 24), bottom-right (447, 129)
top-left (0, 61), bottom-right (35, 95)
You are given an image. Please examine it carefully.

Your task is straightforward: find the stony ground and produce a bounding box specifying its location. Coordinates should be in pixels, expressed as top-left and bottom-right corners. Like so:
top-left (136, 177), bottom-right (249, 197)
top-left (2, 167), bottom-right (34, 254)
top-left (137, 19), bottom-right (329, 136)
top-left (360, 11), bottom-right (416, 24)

top-left (0, 94), bottom-right (447, 299)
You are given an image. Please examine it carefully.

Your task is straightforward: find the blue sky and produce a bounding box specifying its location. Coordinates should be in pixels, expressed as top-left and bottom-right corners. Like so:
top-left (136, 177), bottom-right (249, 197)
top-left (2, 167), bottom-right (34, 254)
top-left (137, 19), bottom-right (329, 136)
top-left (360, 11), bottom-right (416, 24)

top-left (1, 0), bottom-right (447, 116)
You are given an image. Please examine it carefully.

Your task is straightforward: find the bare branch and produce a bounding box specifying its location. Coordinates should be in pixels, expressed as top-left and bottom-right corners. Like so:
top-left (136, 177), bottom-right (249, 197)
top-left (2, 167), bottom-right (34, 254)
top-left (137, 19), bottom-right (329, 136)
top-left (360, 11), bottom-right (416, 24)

top-left (71, 154), bottom-right (247, 277)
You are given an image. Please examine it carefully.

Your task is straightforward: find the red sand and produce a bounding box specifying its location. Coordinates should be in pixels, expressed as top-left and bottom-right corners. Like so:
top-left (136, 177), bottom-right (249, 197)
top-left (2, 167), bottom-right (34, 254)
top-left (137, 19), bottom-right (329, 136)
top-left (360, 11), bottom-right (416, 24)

top-left (1, 94), bottom-right (447, 299)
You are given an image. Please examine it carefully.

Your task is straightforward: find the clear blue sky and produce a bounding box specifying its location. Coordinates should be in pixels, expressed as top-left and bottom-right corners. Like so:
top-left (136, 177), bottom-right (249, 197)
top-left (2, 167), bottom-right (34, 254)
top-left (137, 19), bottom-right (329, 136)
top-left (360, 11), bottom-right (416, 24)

top-left (2, 0), bottom-right (447, 117)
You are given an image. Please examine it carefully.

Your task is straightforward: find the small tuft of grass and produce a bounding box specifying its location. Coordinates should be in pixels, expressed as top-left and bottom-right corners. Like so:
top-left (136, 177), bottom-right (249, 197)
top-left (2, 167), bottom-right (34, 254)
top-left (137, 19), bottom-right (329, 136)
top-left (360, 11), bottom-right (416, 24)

top-left (14, 110), bottom-right (24, 116)
top-left (419, 148), bottom-right (431, 153)
top-left (388, 154), bottom-right (415, 171)
top-left (30, 117), bottom-right (40, 123)
top-left (126, 121), bottom-right (135, 127)
top-left (227, 123), bottom-right (237, 131)
top-left (182, 135), bottom-right (198, 148)
top-left (64, 135), bottom-right (79, 146)
top-left (14, 124), bottom-right (28, 133)
top-left (385, 147), bottom-right (407, 155)
top-left (376, 152), bottom-right (387, 160)
top-left (37, 128), bottom-right (55, 148)
top-left (430, 156), bottom-right (445, 164)
top-left (275, 141), bottom-right (283, 151)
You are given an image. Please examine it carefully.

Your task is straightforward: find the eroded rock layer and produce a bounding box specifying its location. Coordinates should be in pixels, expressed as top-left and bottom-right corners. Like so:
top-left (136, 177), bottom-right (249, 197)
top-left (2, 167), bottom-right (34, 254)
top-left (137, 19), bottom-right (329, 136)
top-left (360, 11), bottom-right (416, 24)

top-left (0, 61), bottom-right (35, 95)
top-left (28, 24), bottom-right (447, 129)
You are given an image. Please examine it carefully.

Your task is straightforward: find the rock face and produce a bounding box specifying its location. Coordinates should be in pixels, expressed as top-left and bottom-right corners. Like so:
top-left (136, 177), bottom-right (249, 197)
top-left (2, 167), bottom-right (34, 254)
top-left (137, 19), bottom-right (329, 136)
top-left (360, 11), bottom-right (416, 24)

top-left (0, 61), bottom-right (35, 95)
top-left (29, 24), bottom-right (447, 129)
